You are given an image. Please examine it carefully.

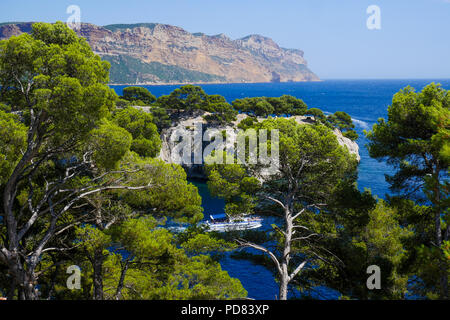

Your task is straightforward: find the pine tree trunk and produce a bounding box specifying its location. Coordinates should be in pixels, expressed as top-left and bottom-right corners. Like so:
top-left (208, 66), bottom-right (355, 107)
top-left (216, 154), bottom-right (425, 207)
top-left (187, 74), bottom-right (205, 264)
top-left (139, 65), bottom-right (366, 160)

top-left (432, 164), bottom-right (448, 299)
top-left (9, 262), bottom-right (39, 300)
top-left (115, 261), bottom-right (129, 300)
top-left (93, 248), bottom-right (104, 300)
top-left (22, 272), bottom-right (38, 300)
top-left (279, 269), bottom-right (289, 300)
top-left (279, 206), bottom-right (293, 300)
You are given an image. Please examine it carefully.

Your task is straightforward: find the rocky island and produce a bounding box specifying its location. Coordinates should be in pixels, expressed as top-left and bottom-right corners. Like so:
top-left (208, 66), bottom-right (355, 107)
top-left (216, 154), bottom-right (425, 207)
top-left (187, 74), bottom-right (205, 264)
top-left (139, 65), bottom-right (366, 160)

top-left (158, 111), bottom-right (360, 179)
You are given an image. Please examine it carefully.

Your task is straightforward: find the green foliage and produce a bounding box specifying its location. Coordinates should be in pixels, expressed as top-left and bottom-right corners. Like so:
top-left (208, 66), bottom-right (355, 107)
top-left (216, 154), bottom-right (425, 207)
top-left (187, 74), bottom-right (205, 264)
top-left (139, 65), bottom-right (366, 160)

top-left (181, 233), bottom-right (236, 255)
top-left (327, 111), bottom-right (359, 141)
top-left (280, 95), bottom-right (308, 115)
top-left (387, 196), bottom-right (449, 299)
top-left (0, 110), bottom-right (27, 184)
top-left (101, 218), bottom-right (247, 300)
top-left (130, 138), bottom-right (157, 158)
top-left (362, 201), bottom-right (413, 297)
top-left (75, 225), bottom-right (112, 254)
top-left (90, 120), bottom-right (132, 170)
top-left (5, 23), bottom-right (446, 300)
top-left (0, 22), bottom-right (247, 302)
top-left (205, 94), bottom-right (227, 105)
top-left (305, 108), bottom-right (326, 122)
top-left (0, 103), bottom-right (10, 112)
top-left (206, 118), bottom-right (360, 299)
top-left (150, 106), bottom-right (171, 131)
top-left (343, 130), bottom-right (359, 141)
top-left (113, 107), bottom-right (161, 157)
top-left (166, 85), bottom-right (209, 112)
top-left (413, 243), bottom-right (450, 299)
top-left (237, 116), bottom-right (257, 130)
top-left (203, 101), bottom-right (238, 124)
top-left (0, 21), bottom-right (116, 145)
top-left (154, 94), bottom-right (170, 108)
top-left (258, 118), bottom-right (357, 200)
top-left (232, 97), bottom-right (274, 117)
top-left (160, 255), bottom-right (247, 299)
top-left (366, 83), bottom-right (450, 299)
top-left (121, 86), bottom-right (156, 105)
top-left (328, 111), bottom-right (354, 130)
top-left (116, 98), bottom-right (132, 108)
top-left (110, 217), bottom-right (172, 256)
top-left (232, 95), bottom-right (307, 117)
top-left (155, 86), bottom-right (237, 124)
top-left (208, 118), bottom-right (358, 216)
top-left (296, 194), bottom-right (413, 300)
top-left (205, 159), bottom-right (260, 216)
top-left (266, 95), bottom-right (308, 115)
top-left (365, 83), bottom-right (449, 192)
top-left (119, 154), bottom-right (204, 224)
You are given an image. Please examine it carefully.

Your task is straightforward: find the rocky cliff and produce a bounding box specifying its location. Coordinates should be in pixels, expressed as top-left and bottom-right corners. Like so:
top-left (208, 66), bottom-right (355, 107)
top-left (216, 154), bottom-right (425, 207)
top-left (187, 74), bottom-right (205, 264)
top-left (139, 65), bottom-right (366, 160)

top-left (0, 22), bottom-right (320, 84)
top-left (159, 112), bottom-right (360, 179)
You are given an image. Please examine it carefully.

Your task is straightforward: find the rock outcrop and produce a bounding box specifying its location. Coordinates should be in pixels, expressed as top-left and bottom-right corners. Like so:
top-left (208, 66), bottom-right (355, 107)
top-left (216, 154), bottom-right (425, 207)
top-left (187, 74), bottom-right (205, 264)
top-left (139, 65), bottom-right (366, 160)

top-left (159, 112), bottom-right (360, 179)
top-left (0, 22), bottom-right (320, 84)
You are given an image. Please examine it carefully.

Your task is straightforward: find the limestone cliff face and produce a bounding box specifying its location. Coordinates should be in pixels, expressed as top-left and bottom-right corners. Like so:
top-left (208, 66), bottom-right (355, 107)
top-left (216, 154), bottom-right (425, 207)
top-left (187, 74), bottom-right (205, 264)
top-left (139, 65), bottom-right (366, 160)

top-left (0, 22), bottom-right (320, 84)
top-left (0, 23), bottom-right (33, 38)
top-left (159, 112), bottom-right (360, 179)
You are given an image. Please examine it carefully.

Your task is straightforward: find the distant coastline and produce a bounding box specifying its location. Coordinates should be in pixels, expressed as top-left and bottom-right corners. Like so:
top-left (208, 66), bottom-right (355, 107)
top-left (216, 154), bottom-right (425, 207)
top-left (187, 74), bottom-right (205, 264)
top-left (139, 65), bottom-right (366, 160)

top-left (109, 79), bottom-right (324, 86)
top-left (0, 22), bottom-right (321, 84)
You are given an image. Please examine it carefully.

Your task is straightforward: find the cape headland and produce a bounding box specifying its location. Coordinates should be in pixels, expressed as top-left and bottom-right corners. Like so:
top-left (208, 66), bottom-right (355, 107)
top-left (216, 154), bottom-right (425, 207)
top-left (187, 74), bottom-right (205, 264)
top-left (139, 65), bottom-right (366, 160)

top-left (0, 22), bottom-right (320, 85)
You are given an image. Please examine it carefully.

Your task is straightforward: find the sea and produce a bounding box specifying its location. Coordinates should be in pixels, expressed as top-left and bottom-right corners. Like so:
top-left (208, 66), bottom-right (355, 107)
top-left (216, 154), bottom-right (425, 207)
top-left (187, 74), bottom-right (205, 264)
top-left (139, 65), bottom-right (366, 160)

top-left (110, 79), bottom-right (450, 300)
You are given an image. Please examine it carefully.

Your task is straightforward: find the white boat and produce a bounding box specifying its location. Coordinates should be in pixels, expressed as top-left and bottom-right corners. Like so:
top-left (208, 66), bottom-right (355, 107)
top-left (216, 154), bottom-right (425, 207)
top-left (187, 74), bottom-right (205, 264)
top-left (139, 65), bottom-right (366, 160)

top-left (167, 225), bottom-right (187, 233)
top-left (203, 214), bottom-right (263, 232)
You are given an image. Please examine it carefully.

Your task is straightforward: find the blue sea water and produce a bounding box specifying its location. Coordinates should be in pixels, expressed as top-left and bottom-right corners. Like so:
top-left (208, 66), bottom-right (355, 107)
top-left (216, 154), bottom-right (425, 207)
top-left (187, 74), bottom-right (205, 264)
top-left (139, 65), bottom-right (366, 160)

top-left (110, 79), bottom-right (450, 299)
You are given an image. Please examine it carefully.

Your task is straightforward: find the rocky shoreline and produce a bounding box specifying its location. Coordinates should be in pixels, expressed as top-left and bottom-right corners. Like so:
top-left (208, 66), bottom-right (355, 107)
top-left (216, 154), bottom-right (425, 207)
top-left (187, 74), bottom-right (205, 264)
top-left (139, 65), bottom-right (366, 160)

top-left (109, 79), bottom-right (323, 86)
top-left (158, 111), bottom-right (360, 179)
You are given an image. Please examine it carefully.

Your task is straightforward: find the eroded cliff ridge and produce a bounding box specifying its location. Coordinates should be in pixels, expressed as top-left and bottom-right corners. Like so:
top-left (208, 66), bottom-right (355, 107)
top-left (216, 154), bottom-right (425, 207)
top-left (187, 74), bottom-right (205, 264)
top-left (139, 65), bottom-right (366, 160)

top-left (159, 112), bottom-right (360, 179)
top-left (0, 22), bottom-right (320, 84)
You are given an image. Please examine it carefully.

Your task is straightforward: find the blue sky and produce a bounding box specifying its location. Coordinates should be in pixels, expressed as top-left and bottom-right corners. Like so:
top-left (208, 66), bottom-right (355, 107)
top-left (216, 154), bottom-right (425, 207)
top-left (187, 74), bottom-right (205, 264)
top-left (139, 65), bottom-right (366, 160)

top-left (1, 0), bottom-right (449, 79)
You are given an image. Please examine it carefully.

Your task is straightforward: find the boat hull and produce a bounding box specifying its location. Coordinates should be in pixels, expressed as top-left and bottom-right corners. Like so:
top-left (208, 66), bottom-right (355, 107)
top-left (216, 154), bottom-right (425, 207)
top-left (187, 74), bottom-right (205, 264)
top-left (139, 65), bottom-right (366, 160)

top-left (205, 220), bottom-right (262, 232)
